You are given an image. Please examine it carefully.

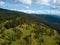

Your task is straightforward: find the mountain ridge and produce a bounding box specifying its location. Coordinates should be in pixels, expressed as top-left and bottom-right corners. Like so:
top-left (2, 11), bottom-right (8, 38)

top-left (0, 8), bottom-right (60, 45)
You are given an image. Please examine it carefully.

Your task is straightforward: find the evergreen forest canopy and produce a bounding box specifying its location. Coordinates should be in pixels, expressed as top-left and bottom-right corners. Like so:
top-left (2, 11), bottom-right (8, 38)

top-left (0, 8), bottom-right (60, 45)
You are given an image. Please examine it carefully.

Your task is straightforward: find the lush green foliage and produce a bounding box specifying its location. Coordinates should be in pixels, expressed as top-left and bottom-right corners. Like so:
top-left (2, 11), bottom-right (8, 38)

top-left (0, 8), bottom-right (60, 45)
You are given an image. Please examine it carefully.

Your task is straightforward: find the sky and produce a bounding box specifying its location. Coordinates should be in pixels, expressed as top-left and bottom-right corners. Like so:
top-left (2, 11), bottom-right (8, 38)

top-left (0, 0), bottom-right (60, 15)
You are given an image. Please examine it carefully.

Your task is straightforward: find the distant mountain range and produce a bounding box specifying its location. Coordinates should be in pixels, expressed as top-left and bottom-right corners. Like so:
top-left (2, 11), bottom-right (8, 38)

top-left (34, 14), bottom-right (60, 32)
top-left (35, 14), bottom-right (60, 23)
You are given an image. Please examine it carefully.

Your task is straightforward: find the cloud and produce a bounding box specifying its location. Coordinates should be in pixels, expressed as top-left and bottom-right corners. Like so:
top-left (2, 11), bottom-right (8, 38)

top-left (51, 0), bottom-right (60, 10)
top-left (13, 0), bottom-right (50, 5)
top-left (53, 0), bottom-right (56, 3)
top-left (18, 9), bottom-right (60, 15)
top-left (1, 0), bottom-right (60, 15)
top-left (13, 0), bottom-right (31, 5)
top-left (19, 10), bottom-right (35, 13)
top-left (12, 0), bottom-right (60, 9)
top-left (0, 1), bottom-right (5, 6)
top-left (13, 0), bottom-right (60, 10)
top-left (36, 0), bottom-right (50, 5)
top-left (56, 0), bottom-right (60, 10)
top-left (25, 6), bottom-right (29, 9)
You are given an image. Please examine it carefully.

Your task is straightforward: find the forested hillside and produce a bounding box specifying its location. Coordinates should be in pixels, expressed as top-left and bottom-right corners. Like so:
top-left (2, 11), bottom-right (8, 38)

top-left (0, 8), bottom-right (60, 45)
top-left (35, 14), bottom-right (60, 33)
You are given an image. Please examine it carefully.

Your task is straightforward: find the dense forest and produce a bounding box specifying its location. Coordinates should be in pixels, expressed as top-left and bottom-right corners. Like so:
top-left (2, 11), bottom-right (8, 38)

top-left (0, 8), bottom-right (60, 45)
top-left (35, 14), bottom-right (60, 33)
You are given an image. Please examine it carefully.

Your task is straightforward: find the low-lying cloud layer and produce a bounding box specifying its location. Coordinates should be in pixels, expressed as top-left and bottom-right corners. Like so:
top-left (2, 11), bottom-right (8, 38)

top-left (19, 10), bottom-right (60, 15)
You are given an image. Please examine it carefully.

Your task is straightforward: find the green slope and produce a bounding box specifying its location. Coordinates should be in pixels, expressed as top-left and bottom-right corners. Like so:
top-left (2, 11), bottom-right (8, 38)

top-left (0, 8), bottom-right (60, 45)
